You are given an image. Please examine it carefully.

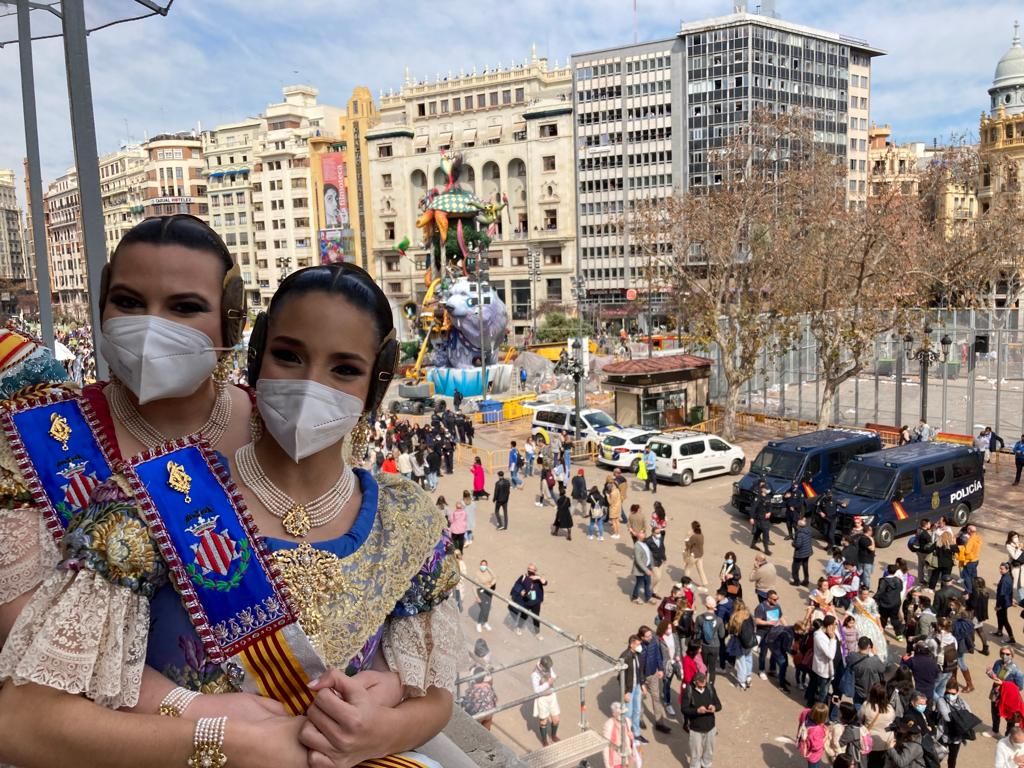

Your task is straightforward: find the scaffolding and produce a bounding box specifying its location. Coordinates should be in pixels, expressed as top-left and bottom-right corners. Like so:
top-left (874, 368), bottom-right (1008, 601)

top-left (454, 574), bottom-right (627, 768)
top-left (0, 0), bottom-right (174, 370)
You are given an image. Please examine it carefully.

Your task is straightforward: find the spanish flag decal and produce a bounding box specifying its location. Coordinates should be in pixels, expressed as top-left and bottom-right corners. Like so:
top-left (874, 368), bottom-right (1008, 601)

top-left (892, 500), bottom-right (908, 521)
top-left (802, 482), bottom-right (817, 499)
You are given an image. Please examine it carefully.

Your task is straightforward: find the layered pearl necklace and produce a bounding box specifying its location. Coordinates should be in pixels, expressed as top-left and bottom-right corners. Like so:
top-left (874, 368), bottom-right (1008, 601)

top-left (108, 380), bottom-right (232, 450)
top-left (234, 442), bottom-right (355, 538)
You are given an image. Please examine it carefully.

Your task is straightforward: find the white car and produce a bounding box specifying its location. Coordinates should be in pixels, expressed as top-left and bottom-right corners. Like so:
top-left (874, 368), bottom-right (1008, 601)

top-left (596, 427), bottom-right (661, 472)
top-left (646, 432), bottom-right (745, 485)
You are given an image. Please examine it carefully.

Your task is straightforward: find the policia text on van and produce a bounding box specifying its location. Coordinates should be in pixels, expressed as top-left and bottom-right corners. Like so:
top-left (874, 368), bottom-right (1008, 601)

top-left (826, 443), bottom-right (984, 548)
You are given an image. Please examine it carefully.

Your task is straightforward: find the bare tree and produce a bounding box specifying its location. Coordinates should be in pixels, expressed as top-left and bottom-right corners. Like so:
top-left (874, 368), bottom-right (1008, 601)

top-left (628, 110), bottom-right (807, 439)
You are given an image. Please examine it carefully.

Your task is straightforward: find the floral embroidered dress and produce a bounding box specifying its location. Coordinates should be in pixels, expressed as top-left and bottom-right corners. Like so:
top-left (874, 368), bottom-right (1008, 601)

top-left (0, 381), bottom-right (461, 708)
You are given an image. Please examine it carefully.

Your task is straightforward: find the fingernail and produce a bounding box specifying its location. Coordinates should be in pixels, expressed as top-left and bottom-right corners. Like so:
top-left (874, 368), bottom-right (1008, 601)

top-left (308, 677), bottom-right (320, 687)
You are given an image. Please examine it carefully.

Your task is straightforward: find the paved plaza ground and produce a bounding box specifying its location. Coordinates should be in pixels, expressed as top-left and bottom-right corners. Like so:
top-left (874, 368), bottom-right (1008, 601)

top-left (435, 419), bottom-right (1013, 767)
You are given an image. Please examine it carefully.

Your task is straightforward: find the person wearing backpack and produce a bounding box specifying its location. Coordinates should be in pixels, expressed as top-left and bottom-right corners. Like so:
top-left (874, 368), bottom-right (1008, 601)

top-left (876, 564), bottom-right (906, 641)
top-left (934, 680), bottom-right (978, 768)
top-left (826, 701), bottom-right (872, 768)
top-left (796, 702), bottom-right (829, 767)
top-left (697, 595), bottom-right (726, 685)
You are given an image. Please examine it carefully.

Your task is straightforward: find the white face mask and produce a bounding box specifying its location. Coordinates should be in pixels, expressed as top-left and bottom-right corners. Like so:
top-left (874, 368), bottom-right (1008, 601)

top-left (100, 315), bottom-right (219, 404)
top-left (256, 378), bottom-right (363, 463)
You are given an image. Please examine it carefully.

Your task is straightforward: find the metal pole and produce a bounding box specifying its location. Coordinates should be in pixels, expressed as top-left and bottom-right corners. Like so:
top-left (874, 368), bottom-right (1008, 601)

top-left (576, 636), bottom-right (586, 731)
top-left (60, 0), bottom-right (108, 379)
top-left (920, 358), bottom-right (928, 424)
top-left (16, 0), bottom-right (54, 349)
top-left (895, 343), bottom-right (904, 428)
top-left (996, 328), bottom-right (1003, 434)
top-left (476, 262), bottom-right (488, 398)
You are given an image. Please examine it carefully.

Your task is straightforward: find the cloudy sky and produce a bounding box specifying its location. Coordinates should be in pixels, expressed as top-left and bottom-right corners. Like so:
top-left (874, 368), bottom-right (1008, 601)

top-left (0, 0), bottom-right (1018, 197)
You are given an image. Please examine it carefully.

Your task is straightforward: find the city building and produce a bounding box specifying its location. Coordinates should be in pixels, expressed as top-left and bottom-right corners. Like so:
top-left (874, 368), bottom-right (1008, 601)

top-left (571, 3), bottom-right (882, 316)
top-left (43, 168), bottom-right (88, 320)
top-left (0, 170), bottom-right (31, 316)
top-left (246, 86), bottom-right (344, 308)
top-left (142, 132), bottom-right (207, 219)
top-left (202, 118), bottom-right (259, 309)
top-left (366, 51), bottom-right (576, 342)
top-left (99, 146), bottom-right (148, 255)
top-left (310, 86), bottom-right (379, 272)
top-left (980, 22), bottom-right (1024, 213)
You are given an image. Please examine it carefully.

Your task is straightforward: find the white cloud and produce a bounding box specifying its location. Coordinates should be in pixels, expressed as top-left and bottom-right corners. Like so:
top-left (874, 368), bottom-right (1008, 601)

top-left (0, 0), bottom-right (1017, 200)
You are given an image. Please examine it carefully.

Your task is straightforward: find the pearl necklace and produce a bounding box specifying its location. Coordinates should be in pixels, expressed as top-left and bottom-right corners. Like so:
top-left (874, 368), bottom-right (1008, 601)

top-left (108, 380), bottom-right (232, 451)
top-left (234, 442), bottom-right (355, 538)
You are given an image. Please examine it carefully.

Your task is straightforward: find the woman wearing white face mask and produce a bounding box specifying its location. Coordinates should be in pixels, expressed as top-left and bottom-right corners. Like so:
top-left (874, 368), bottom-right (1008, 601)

top-left (0, 264), bottom-right (461, 768)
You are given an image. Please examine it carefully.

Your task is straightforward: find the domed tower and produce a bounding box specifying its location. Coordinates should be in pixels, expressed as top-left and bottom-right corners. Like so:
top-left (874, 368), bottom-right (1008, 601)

top-left (990, 22), bottom-right (1024, 115)
top-left (979, 22), bottom-right (1024, 212)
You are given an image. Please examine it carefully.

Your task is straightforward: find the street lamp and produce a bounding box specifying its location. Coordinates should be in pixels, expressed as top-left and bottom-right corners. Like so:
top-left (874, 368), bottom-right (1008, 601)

top-left (527, 248), bottom-right (541, 341)
top-left (903, 325), bottom-right (952, 424)
top-left (568, 338), bottom-right (585, 441)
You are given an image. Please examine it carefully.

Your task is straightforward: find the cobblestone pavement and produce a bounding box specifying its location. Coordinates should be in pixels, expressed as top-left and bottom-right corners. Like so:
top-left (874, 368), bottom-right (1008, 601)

top-left (434, 420), bottom-right (1006, 767)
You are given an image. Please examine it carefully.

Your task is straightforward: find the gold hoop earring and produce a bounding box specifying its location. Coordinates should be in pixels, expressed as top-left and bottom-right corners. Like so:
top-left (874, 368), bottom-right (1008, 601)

top-left (349, 414), bottom-right (371, 465)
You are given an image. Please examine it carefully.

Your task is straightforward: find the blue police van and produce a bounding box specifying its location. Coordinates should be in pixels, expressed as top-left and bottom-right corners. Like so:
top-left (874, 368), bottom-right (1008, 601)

top-left (830, 442), bottom-right (984, 548)
top-left (731, 429), bottom-right (882, 517)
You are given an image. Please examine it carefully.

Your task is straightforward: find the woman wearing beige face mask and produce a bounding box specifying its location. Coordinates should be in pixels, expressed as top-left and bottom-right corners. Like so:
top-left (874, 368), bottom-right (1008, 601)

top-left (0, 264), bottom-right (461, 768)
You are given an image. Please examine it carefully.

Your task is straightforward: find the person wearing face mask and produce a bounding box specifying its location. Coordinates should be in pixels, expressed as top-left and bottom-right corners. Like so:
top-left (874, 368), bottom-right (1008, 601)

top-left (0, 264), bottom-right (464, 768)
top-left (996, 725), bottom-right (1024, 768)
top-left (0, 218), bottom-right (333, 765)
top-left (1006, 531), bottom-right (1024, 605)
top-left (988, 647), bottom-right (1024, 736)
top-left (475, 560), bottom-right (497, 633)
top-left (934, 680), bottom-right (978, 768)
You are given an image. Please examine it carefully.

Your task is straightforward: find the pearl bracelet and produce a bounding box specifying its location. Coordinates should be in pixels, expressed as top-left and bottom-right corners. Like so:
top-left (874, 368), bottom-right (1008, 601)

top-left (188, 716), bottom-right (228, 768)
top-left (159, 687), bottom-right (202, 718)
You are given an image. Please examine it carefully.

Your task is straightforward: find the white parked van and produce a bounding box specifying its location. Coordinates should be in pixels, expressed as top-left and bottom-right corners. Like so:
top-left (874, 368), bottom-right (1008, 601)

top-left (646, 432), bottom-right (745, 485)
top-left (530, 406), bottom-right (621, 443)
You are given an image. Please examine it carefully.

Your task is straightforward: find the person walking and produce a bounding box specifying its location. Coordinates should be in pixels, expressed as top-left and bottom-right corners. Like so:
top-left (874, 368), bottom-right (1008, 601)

top-left (996, 562), bottom-right (1018, 644)
top-left (750, 483), bottom-right (774, 555)
top-left (681, 671), bottom-right (721, 768)
top-left (805, 615), bottom-right (838, 706)
top-left (531, 656), bottom-right (561, 746)
top-left (657, 618), bottom-right (680, 716)
top-left (510, 564), bottom-right (548, 638)
top-left (935, 680), bottom-right (975, 768)
top-left (492, 470), bottom-right (511, 530)
top-left (508, 440), bottom-right (525, 489)
top-left (791, 518), bottom-right (813, 587)
top-left (447, 500), bottom-right (468, 553)
top-left (524, 435), bottom-right (536, 477)
top-left (643, 445), bottom-right (658, 494)
top-left (754, 590), bottom-right (784, 681)
top-left (697, 595), bottom-right (726, 686)
top-left (632, 530), bottom-right (654, 604)
top-left (471, 455), bottom-right (487, 499)
top-left (685, 521), bottom-right (709, 588)
top-left (627, 503), bottom-right (648, 543)
top-left (606, 475), bottom-right (623, 539)
top-left (648, 527), bottom-right (668, 599)
top-left (988, 647), bottom-right (1024, 736)
top-left (571, 468), bottom-right (589, 516)
top-left (476, 559), bottom-right (496, 632)
top-left (956, 524), bottom-right (981, 598)
top-left (728, 598), bottom-right (757, 690)
top-left (988, 426), bottom-right (1006, 461)
top-left (602, 702), bottom-right (637, 768)
top-left (619, 634), bottom-right (647, 744)
top-left (552, 487), bottom-right (574, 541)
top-left (461, 489), bottom-right (477, 546)
top-left (638, 625), bottom-right (672, 733)
top-left (586, 485), bottom-right (606, 540)
top-left (1014, 435), bottom-right (1024, 485)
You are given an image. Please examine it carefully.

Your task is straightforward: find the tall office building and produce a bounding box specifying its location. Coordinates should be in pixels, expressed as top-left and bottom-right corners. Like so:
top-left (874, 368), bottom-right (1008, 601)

top-left (0, 170), bottom-right (30, 283)
top-left (571, 6), bottom-right (881, 313)
top-left (99, 146), bottom-right (149, 255)
top-left (142, 133), bottom-right (207, 219)
top-left (43, 168), bottom-right (88, 319)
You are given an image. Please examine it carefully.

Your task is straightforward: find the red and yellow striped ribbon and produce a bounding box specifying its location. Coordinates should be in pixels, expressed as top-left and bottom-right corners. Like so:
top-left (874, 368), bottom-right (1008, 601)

top-left (238, 630), bottom-right (315, 715)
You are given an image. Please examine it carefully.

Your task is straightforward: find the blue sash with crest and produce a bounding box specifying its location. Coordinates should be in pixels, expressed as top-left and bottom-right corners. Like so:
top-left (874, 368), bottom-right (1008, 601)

top-left (123, 439), bottom-right (324, 714)
top-left (1, 388), bottom-right (114, 542)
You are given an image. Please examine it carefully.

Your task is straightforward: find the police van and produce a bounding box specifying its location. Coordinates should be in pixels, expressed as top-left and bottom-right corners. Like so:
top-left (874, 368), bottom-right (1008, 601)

top-left (731, 429), bottom-right (882, 517)
top-left (830, 442), bottom-right (984, 548)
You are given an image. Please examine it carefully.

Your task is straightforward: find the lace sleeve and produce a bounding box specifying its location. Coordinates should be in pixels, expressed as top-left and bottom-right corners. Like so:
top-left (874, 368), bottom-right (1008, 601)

top-left (382, 595), bottom-right (461, 698)
top-left (0, 507), bottom-right (58, 605)
top-left (0, 477), bottom-right (165, 709)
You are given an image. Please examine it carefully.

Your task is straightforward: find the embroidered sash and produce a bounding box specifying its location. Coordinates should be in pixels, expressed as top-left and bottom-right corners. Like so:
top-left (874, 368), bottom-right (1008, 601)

top-left (1, 388), bottom-right (114, 543)
top-left (123, 439), bottom-right (325, 714)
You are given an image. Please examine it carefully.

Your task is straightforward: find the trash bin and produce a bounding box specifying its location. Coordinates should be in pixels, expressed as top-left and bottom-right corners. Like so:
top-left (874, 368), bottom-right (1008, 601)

top-left (479, 400), bottom-right (504, 424)
top-left (690, 405), bottom-right (705, 424)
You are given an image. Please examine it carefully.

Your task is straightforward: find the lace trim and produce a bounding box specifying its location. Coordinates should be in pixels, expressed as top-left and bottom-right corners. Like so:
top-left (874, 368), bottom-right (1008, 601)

top-left (0, 508), bottom-right (58, 605)
top-left (382, 595), bottom-right (461, 698)
top-left (0, 569), bottom-right (149, 708)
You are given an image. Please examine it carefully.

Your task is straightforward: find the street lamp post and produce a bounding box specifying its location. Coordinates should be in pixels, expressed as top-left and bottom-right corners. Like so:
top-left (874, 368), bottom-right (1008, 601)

top-left (476, 255), bottom-right (490, 398)
top-left (569, 338), bottom-right (584, 441)
top-left (904, 326), bottom-right (952, 424)
top-left (528, 248), bottom-right (541, 342)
